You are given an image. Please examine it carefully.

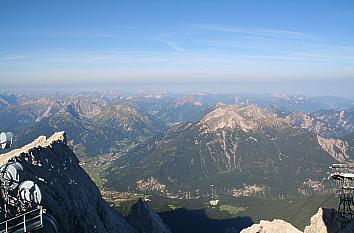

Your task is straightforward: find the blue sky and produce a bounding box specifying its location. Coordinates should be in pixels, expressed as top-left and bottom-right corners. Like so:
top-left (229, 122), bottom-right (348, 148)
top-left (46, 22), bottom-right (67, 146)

top-left (0, 0), bottom-right (353, 96)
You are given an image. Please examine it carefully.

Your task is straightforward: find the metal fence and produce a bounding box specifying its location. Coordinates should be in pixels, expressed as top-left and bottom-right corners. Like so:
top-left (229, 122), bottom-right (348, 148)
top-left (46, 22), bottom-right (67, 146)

top-left (0, 207), bottom-right (43, 233)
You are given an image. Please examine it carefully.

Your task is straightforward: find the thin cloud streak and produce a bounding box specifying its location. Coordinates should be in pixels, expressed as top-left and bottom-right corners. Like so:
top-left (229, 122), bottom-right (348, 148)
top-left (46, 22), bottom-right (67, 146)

top-left (157, 35), bottom-right (186, 52)
top-left (0, 55), bottom-right (29, 61)
top-left (196, 24), bottom-right (309, 38)
top-left (1, 48), bottom-right (353, 69)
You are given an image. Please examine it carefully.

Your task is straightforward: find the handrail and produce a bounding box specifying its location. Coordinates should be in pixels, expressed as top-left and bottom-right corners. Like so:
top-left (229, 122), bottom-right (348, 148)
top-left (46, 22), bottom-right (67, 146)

top-left (1, 207), bottom-right (41, 224)
top-left (0, 206), bottom-right (43, 232)
top-left (5, 214), bottom-right (41, 231)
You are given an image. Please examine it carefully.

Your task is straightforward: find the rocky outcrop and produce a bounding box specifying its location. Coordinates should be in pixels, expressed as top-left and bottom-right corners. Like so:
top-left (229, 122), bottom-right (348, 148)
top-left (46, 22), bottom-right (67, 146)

top-left (242, 208), bottom-right (354, 233)
top-left (128, 199), bottom-right (172, 233)
top-left (317, 136), bottom-right (349, 162)
top-left (304, 208), bottom-right (353, 233)
top-left (0, 132), bottom-right (136, 233)
top-left (240, 219), bottom-right (301, 233)
top-left (0, 132), bottom-right (174, 233)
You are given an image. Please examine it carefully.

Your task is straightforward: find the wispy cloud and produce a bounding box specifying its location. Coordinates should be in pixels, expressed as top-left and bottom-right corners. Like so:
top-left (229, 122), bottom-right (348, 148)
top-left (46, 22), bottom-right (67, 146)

top-left (157, 35), bottom-right (186, 52)
top-left (196, 24), bottom-right (309, 38)
top-left (0, 55), bottom-right (29, 61)
top-left (1, 48), bottom-right (354, 72)
top-left (287, 52), bottom-right (354, 61)
top-left (96, 34), bottom-right (120, 38)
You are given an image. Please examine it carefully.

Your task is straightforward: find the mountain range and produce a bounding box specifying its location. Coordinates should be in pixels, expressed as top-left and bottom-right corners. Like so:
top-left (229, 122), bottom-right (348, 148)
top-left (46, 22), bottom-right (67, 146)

top-left (104, 104), bottom-right (344, 195)
top-left (1, 90), bottom-right (353, 197)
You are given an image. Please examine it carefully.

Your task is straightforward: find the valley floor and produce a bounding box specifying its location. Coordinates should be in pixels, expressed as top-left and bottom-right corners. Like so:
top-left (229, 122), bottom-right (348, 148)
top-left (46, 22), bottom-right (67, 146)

top-left (111, 194), bottom-right (338, 232)
top-left (81, 156), bottom-right (339, 232)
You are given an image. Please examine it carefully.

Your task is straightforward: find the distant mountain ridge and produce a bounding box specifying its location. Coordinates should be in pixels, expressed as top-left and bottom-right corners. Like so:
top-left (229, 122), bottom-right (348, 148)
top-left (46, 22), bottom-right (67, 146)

top-left (105, 104), bottom-right (341, 196)
top-left (0, 92), bottom-right (213, 156)
top-left (285, 108), bottom-right (354, 138)
top-left (199, 104), bottom-right (286, 132)
top-left (0, 97), bottom-right (162, 156)
top-left (94, 103), bottom-right (160, 138)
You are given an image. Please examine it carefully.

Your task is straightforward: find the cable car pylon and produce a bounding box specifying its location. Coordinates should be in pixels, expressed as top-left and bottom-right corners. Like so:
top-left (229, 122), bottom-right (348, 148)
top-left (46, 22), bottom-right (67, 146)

top-left (330, 163), bottom-right (354, 220)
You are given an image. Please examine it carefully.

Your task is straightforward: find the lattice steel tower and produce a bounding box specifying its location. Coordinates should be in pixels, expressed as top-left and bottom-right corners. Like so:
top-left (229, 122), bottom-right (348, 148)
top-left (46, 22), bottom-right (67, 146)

top-left (330, 163), bottom-right (354, 220)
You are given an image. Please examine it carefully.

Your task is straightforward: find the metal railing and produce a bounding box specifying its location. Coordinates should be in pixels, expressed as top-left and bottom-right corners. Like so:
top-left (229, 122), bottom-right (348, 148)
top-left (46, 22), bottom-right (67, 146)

top-left (0, 207), bottom-right (43, 233)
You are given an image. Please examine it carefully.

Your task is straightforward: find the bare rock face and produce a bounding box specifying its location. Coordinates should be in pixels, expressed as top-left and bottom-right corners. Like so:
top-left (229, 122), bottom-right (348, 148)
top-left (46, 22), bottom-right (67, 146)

top-left (0, 132), bottom-right (135, 233)
top-left (199, 105), bottom-right (286, 133)
top-left (304, 208), bottom-right (353, 233)
top-left (241, 208), bottom-right (354, 233)
top-left (317, 136), bottom-right (349, 162)
top-left (284, 113), bottom-right (315, 130)
top-left (240, 219), bottom-right (302, 233)
top-left (63, 97), bottom-right (108, 118)
top-left (128, 199), bottom-right (173, 233)
top-left (284, 109), bottom-right (354, 138)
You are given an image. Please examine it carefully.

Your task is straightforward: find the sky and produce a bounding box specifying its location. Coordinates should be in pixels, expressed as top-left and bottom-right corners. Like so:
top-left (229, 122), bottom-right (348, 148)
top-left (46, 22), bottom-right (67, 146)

top-left (0, 0), bottom-right (353, 97)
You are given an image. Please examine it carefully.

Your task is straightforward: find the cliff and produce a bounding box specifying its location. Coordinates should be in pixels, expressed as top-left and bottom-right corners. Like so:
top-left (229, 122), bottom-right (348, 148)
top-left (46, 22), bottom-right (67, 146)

top-left (317, 136), bottom-right (349, 162)
top-left (0, 132), bottom-right (170, 233)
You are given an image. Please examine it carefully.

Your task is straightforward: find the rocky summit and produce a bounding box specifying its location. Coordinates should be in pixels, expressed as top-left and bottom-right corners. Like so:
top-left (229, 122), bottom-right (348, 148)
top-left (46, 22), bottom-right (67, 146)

top-left (128, 199), bottom-right (172, 233)
top-left (241, 208), bottom-right (354, 233)
top-left (240, 219), bottom-right (301, 233)
top-left (0, 132), bottom-right (171, 233)
top-left (199, 104), bottom-right (286, 133)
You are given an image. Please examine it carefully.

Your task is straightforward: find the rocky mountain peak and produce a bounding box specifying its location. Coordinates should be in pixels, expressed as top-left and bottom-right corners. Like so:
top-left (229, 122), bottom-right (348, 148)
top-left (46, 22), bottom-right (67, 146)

top-left (97, 104), bottom-right (150, 127)
top-left (112, 103), bottom-right (138, 112)
top-left (0, 131), bottom-right (67, 165)
top-left (241, 219), bottom-right (301, 233)
top-left (285, 108), bottom-right (354, 138)
top-left (242, 208), bottom-right (354, 233)
top-left (199, 104), bottom-right (284, 132)
top-left (284, 113), bottom-right (314, 129)
top-left (63, 97), bottom-right (108, 118)
top-left (1, 131), bottom-right (136, 233)
top-left (0, 132), bottom-right (173, 233)
top-left (93, 103), bottom-right (159, 138)
top-left (175, 96), bottom-right (203, 107)
top-left (304, 208), bottom-right (351, 233)
top-left (128, 198), bottom-right (172, 233)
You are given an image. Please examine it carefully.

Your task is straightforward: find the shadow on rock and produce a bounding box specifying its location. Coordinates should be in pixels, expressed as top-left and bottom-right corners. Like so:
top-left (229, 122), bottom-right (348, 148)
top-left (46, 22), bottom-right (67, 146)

top-left (159, 208), bottom-right (253, 233)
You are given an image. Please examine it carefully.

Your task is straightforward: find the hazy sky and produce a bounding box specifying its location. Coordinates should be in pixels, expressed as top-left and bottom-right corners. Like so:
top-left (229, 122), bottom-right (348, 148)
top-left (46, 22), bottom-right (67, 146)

top-left (0, 1), bottom-right (353, 96)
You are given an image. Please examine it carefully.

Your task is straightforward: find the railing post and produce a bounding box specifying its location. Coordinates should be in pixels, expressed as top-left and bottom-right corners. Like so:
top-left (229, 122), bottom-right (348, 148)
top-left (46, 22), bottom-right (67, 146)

top-left (5, 220), bottom-right (8, 232)
top-left (23, 213), bottom-right (26, 232)
top-left (40, 206), bottom-right (43, 226)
